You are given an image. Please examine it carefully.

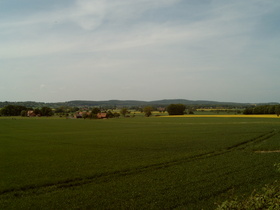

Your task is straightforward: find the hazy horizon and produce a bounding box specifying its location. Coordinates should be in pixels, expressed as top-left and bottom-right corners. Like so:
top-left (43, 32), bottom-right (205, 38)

top-left (1, 98), bottom-right (279, 105)
top-left (1, 0), bottom-right (280, 103)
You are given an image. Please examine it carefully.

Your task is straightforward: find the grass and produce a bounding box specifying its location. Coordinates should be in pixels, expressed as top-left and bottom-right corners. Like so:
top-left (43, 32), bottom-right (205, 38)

top-left (0, 117), bottom-right (280, 209)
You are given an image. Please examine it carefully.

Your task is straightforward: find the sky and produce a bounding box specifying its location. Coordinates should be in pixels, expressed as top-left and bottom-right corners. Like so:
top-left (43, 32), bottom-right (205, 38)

top-left (1, 0), bottom-right (280, 103)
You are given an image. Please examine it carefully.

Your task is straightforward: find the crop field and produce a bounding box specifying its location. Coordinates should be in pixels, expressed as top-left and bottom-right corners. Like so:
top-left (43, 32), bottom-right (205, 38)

top-left (0, 116), bottom-right (280, 209)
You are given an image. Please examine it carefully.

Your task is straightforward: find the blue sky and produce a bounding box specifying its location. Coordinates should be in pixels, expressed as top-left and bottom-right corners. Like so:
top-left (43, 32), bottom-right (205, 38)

top-left (1, 0), bottom-right (280, 103)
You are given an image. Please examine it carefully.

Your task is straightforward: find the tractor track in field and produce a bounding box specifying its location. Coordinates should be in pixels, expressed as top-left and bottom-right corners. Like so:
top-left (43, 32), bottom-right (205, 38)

top-left (0, 130), bottom-right (278, 198)
top-left (225, 129), bottom-right (278, 150)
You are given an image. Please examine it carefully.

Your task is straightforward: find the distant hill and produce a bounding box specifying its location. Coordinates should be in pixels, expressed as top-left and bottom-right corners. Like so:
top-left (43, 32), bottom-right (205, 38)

top-left (0, 99), bottom-right (278, 108)
top-left (65, 99), bottom-right (251, 107)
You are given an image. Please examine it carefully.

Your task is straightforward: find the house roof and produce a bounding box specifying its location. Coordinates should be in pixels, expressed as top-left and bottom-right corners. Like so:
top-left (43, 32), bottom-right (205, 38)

top-left (97, 113), bottom-right (107, 118)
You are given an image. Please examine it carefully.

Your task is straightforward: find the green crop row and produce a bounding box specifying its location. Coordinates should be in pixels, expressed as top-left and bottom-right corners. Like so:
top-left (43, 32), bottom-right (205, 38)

top-left (1, 117), bottom-right (280, 209)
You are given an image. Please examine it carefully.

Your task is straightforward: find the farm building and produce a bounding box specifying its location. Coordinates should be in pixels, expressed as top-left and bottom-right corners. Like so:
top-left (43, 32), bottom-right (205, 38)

top-left (27, 110), bottom-right (37, 117)
top-left (74, 112), bottom-right (107, 119)
top-left (74, 112), bottom-right (89, 118)
top-left (97, 113), bottom-right (107, 119)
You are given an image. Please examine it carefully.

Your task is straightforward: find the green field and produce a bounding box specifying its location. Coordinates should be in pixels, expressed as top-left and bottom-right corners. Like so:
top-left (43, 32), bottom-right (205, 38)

top-left (1, 117), bottom-right (280, 209)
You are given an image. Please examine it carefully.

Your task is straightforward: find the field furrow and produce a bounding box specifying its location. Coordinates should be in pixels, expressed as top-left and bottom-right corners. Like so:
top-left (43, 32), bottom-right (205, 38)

top-left (1, 129), bottom-right (277, 200)
top-left (1, 117), bottom-right (279, 209)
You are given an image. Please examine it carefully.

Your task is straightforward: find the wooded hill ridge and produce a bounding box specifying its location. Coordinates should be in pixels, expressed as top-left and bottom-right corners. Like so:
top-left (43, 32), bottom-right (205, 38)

top-left (0, 99), bottom-right (279, 109)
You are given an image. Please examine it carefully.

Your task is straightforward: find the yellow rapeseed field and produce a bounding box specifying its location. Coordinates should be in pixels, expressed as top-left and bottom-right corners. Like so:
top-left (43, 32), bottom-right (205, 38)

top-left (160, 115), bottom-right (279, 118)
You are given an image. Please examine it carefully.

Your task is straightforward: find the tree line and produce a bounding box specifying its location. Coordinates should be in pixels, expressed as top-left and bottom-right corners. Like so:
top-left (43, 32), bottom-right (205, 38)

top-left (243, 105), bottom-right (280, 116)
top-left (0, 104), bottom-right (188, 117)
top-left (4, 104), bottom-right (279, 117)
top-left (0, 105), bottom-right (53, 117)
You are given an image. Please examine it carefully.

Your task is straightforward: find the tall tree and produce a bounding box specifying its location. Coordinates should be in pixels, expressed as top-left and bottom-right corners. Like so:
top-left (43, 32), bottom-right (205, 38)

top-left (92, 107), bottom-right (101, 114)
top-left (120, 108), bottom-right (128, 117)
top-left (276, 105), bottom-right (280, 117)
top-left (143, 106), bottom-right (153, 117)
top-left (40, 107), bottom-right (53, 116)
top-left (20, 110), bottom-right (27, 117)
top-left (167, 104), bottom-right (186, 115)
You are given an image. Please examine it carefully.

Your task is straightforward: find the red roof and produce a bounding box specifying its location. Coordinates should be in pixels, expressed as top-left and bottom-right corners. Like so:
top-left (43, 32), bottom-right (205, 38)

top-left (97, 113), bottom-right (107, 119)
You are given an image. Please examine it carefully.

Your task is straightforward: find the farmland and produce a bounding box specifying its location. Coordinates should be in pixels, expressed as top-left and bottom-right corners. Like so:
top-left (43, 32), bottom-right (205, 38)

top-left (0, 116), bottom-right (280, 209)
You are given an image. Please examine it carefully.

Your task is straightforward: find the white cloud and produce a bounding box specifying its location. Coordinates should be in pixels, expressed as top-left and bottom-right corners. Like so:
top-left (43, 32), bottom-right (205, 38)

top-left (1, 0), bottom-right (280, 102)
top-left (0, 0), bottom-right (266, 59)
top-left (0, 0), bottom-right (183, 59)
